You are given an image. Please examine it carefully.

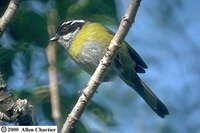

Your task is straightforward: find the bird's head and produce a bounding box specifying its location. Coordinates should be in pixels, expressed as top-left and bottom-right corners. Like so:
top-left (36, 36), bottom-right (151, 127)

top-left (49, 19), bottom-right (85, 49)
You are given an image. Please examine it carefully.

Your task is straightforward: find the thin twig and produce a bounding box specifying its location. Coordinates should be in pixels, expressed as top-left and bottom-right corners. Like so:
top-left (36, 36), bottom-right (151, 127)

top-left (46, 10), bottom-right (62, 129)
top-left (61, 0), bottom-right (142, 132)
top-left (0, 0), bottom-right (21, 38)
top-left (46, 44), bottom-right (62, 128)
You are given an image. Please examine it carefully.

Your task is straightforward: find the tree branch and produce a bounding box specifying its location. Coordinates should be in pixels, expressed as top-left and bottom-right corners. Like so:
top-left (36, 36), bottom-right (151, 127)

top-left (0, 0), bottom-right (21, 38)
top-left (0, 0), bottom-right (33, 126)
top-left (0, 72), bottom-right (33, 125)
top-left (46, 10), bottom-right (62, 129)
top-left (61, 0), bottom-right (142, 132)
top-left (46, 43), bottom-right (62, 128)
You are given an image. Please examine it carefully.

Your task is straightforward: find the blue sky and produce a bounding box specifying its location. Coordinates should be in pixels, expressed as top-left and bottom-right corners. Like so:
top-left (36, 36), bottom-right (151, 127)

top-left (85, 0), bottom-right (200, 133)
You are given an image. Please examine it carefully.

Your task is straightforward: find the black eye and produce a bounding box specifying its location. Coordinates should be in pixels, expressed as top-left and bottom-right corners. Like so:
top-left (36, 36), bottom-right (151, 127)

top-left (57, 23), bottom-right (71, 35)
top-left (60, 25), bottom-right (68, 34)
top-left (57, 20), bottom-right (85, 35)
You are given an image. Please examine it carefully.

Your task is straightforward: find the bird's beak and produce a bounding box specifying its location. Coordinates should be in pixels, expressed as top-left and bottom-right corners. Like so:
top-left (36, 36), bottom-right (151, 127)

top-left (49, 34), bottom-right (59, 42)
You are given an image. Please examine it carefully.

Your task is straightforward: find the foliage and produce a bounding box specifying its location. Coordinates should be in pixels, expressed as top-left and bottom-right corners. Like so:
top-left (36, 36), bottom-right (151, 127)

top-left (0, 0), bottom-right (118, 132)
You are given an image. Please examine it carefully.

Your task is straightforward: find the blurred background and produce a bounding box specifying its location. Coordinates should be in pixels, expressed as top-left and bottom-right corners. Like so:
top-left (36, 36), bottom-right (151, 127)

top-left (0, 0), bottom-right (200, 133)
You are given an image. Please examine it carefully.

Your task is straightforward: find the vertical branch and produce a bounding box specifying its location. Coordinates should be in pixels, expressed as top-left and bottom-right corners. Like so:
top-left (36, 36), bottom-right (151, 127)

top-left (61, 0), bottom-right (142, 132)
top-left (46, 11), bottom-right (61, 129)
top-left (46, 44), bottom-right (61, 128)
top-left (0, 0), bottom-right (21, 38)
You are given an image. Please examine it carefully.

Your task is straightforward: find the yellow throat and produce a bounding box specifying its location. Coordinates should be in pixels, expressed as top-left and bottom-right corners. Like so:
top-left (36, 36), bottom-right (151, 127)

top-left (67, 22), bottom-right (113, 60)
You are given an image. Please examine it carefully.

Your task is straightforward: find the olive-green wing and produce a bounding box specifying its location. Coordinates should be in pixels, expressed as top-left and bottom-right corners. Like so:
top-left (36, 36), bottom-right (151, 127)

top-left (127, 44), bottom-right (148, 73)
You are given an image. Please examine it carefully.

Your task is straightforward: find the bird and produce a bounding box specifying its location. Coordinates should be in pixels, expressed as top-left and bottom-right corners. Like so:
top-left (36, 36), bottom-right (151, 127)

top-left (49, 19), bottom-right (169, 118)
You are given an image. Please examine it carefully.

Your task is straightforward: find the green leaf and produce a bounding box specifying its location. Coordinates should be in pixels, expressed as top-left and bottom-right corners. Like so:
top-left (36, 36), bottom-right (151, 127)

top-left (9, 9), bottom-right (48, 47)
top-left (68, 0), bottom-right (118, 24)
top-left (40, 0), bottom-right (49, 3)
top-left (55, 0), bottom-right (75, 20)
top-left (75, 122), bottom-right (89, 133)
top-left (0, 47), bottom-right (15, 79)
top-left (55, 0), bottom-right (118, 24)
top-left (88, 101), bottom-right (117, 126)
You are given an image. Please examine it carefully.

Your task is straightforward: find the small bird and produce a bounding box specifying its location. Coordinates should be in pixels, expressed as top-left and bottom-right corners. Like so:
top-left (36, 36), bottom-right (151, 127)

top-left (50, 20), bottom-right (169, 118)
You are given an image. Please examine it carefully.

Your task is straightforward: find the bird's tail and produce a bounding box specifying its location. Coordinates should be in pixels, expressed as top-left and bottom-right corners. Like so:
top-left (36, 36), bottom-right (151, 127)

top-left (119, 72), bottom-right (169, 118)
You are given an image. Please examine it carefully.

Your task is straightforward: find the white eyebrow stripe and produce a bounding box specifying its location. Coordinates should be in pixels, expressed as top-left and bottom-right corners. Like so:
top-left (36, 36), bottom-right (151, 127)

top-left (60, 20), bottom-right (85, 27)
top-left (60, 21), bottom-right (72, 27)
top-left (71, 20), bottom-right (85, 25)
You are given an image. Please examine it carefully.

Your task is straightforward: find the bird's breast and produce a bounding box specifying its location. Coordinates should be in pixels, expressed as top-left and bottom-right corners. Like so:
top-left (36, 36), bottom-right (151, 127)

top-left (74, 43), bottom-right (118, 81)
top-left (76, 43), bottom-right (105, 75)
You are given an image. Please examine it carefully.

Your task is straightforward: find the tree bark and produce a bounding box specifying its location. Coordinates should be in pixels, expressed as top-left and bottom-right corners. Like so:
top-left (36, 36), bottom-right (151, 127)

top-left (0, 0), bottom-right (21, 38)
